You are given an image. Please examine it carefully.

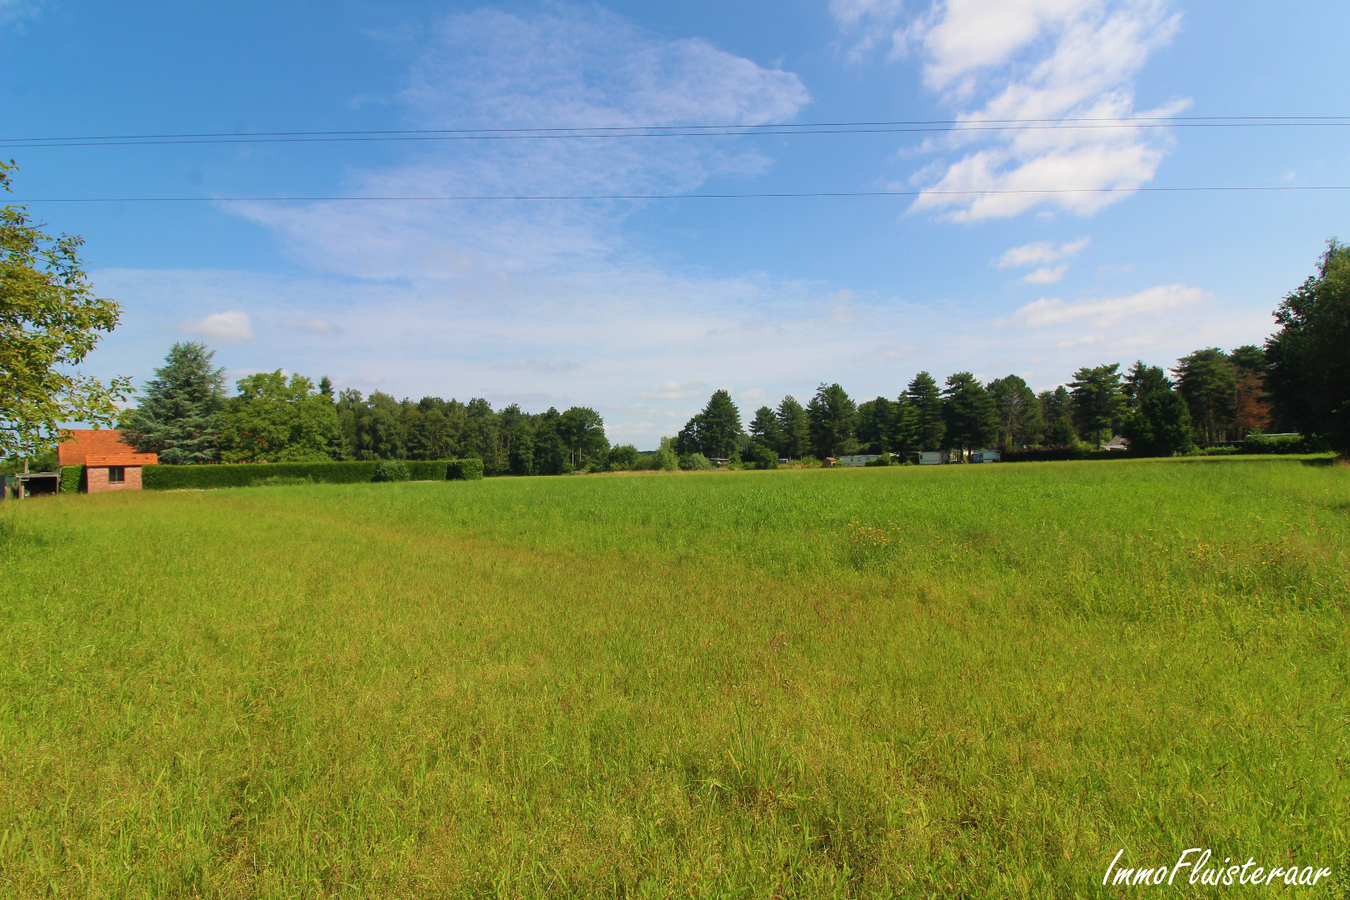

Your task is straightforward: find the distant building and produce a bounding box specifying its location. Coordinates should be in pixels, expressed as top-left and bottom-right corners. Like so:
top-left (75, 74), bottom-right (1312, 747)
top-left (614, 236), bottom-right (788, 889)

top-left (970, 449), bottom-right (1001, 463)
top-left (835, 454), bottom-right (881, 467)
top-left (1101, 436), bottom-right (1129, 451)
top-left (58, 430), bottom-right (158, 494)
top-left (919, 451), bottom-right (944, 465)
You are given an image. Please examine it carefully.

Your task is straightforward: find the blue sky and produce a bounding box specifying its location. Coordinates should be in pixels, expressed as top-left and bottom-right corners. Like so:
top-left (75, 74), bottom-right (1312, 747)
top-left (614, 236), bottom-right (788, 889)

top-left (3, 0), bottom-right (1346, 445)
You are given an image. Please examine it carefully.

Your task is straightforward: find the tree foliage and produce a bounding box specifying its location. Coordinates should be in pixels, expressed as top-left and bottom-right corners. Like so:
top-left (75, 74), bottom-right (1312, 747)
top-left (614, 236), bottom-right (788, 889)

top-left (774, 396), bottom-right (810, 460)
top-left (0, 162), bottom-right (130, 458)
top-left (1123, 361), bottom-right (1172, 410)
top-left (120, 342), bottom-right (226, 464)
top-left (1069, 364), bottom-right (1125, 444)
top-left (906, 372), bottom-right (945, 452)
top-left (986, 375), bottom-right (1042, 448)
top-left (942, 372), bottom-right (997, 455)
top-left (807, 383), bottom-right (857, 458)
top-left (1039, 387), bottom-right (1079, 447)
top-left (855, 397), bottom-right (896, 455)
top-left (219, 371), bottom-right (341, 463)
top-left (1174, 349), bottom-right (1236, 446)
top-left (1120, 390), bottom-right (1194, 457)
top-left (1265, 240), bottom-right (1350, 455)
top-left (748, 405), bottom-right (783, 452)
top-left (677, 390), bottom-right (742, 460)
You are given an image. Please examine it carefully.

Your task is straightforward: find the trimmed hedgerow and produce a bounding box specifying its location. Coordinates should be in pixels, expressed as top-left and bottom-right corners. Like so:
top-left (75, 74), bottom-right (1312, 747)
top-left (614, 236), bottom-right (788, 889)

top-left (60, 465), bottom-right (84, 494)
top-left (142, 460), bottom-right (459, 490)
top-left (447, 458), bottom-right (485, 481)
top-left (405, 461), bottom-right (452, 481)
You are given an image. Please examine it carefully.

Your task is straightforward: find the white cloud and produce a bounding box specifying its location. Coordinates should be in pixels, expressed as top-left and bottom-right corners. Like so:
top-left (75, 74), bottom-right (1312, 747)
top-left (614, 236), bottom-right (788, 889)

top-left (228, 6), bottom-right (810, 282)
top-left (836, 0), bottom-right (1185, 221)
top-left (0, 0), bottom-right (42, 28)
top-left (1009, 283), bottom-right (1205, 328)
top-left (177, 310), bottom-right (255, 344)
top-left (996, 237), bottom-right (1090, 268)
top-left (1020, 265), bottom-right (1068, 284)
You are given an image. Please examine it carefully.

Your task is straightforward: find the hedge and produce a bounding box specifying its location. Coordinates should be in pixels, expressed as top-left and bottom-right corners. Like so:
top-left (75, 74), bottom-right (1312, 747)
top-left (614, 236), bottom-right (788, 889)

top-left (447, 458), bottom-right (485, 480)
top-left (60, 465), bottom-right (84, 494)
top-left (141, 459), bottom-right (470, 490)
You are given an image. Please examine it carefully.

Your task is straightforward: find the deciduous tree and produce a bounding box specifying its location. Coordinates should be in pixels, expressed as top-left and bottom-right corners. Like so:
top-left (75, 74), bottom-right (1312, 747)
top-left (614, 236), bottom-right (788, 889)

top-left (1265, 240), bottom-right (1350, 455)
top-left (219, 371), bottom-right (341, 463)
top-left (1, 162), bottom-right (130, 458)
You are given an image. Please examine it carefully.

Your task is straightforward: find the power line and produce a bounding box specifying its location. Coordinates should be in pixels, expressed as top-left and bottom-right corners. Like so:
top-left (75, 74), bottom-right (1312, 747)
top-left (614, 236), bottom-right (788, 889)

top-left (3, 116), bottom-right (1348, 149)
top-left (16, 185), bottom-right (1350, 203)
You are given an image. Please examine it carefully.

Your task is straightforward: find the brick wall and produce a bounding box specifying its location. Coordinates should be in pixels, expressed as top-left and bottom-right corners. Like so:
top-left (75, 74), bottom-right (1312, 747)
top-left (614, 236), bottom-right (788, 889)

top-left (86, 466), bottom-right (144, 494)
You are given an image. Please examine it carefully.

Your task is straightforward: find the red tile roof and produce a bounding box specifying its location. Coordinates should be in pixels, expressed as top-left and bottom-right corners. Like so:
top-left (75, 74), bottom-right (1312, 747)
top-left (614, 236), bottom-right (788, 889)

top-left (86, 453), bottom-right (158, 466)
top-left (58, 430), bottom-right (154, 466)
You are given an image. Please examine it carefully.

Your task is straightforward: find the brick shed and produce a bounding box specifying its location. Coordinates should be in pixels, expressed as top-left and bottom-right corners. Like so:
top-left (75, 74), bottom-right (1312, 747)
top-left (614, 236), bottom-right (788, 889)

top-left (58, 430), bottom-right (158, 494)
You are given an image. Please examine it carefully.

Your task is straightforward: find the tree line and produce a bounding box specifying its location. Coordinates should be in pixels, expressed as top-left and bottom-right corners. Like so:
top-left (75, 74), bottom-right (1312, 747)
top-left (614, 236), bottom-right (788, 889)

top-left (112, 240), bottom-right (1349, 471)
top-left (117, 346), bottom-right (615, 476)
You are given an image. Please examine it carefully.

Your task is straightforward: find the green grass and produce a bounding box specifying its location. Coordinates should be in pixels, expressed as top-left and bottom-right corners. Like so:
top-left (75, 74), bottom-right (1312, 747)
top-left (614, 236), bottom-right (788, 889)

top-left (1, 456), bottom-right (1347, 898)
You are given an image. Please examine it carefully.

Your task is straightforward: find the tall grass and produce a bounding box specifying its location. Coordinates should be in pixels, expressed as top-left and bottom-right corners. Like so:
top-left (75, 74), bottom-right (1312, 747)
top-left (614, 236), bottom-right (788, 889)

top-left (0, 456), bottom-right (1346, 897)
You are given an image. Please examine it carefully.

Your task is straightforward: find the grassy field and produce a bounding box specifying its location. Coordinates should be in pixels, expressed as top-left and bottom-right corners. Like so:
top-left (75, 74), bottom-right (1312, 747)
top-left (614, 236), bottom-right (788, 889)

top-left (1, 456), bottom-right (1346, 898)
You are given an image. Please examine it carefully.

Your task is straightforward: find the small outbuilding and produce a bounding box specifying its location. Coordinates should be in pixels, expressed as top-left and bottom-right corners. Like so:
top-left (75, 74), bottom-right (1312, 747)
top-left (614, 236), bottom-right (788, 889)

top-left (835, 454), bottom-right (881, 467)
top-left (58, 430), bottom-right (158, 494)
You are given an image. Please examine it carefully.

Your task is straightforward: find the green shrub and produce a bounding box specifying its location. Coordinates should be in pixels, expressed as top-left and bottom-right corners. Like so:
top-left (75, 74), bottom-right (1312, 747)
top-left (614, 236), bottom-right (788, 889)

top-left (680, 453), bottom-right (713, 471)
top-left (607, 444), bottom-right (639, 471)
top-left (372, 460), bottom-right (411, 482)
top-left (743, 443), bottom-right (778, 470)
top-left (1240, 434), bottom-right (1326, 455)
top-left (447, 458), bottom-right (485, 481)
top-left (864, 453), bottom-right (892, 467)
top-left (59, 465), bottom-right (84, 494)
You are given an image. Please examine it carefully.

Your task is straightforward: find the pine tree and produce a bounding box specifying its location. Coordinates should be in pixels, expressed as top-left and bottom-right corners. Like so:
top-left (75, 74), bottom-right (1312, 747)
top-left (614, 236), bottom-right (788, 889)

top-left (906, 372), bottom-right (946, 451)
top-left (1069, 363), bottom-right (1125, 444)
top-left (806, 383), bottom-right (858, 458)
top-left (749, 406), bottom-right (783, 452)
top-left (775, 396), bottom-right (810, 459)
top-left (942, 372), bottom-right (998, 457)
top-left (120, 342), bottom-right (226, 464)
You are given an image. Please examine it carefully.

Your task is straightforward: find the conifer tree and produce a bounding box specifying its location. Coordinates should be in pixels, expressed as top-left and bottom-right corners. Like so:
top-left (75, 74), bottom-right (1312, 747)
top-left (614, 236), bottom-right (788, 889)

top-left (120, 342), bottom-right (226, 464)
top-left (775, 396), bottom-right (810, 459)
top-left (906, 372), bottom-right (946, 451)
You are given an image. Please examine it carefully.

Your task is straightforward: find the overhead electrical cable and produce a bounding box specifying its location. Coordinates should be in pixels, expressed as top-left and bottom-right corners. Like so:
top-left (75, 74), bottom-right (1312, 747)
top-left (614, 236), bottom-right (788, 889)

top-left (2, 116), bottom-right (1349, 149)
top-left (17, 186), bottom-right (1350, 203)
